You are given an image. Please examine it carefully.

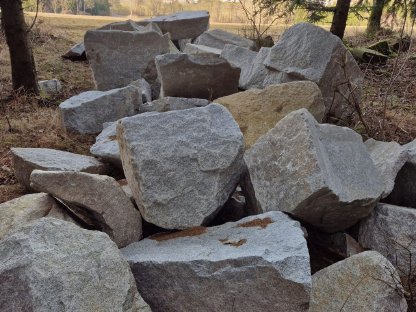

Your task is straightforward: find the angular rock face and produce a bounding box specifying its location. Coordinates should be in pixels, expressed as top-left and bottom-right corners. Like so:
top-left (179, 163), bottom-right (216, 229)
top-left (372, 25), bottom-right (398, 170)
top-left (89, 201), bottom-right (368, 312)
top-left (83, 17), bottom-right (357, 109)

top-left (130, 78), bottom-right (152, 103)
top-left (90, 122), bottom-right (121, 167)
top-left (99, 19), bottom-right (143, 31)
top-left (59, 86), bottom-right (141, 134)
top-left (155, 53), bottom-right (240, 99)
top-left (140, 96), bottom-right (210, 113)
top-left (117, 103), bottom-right (244, 229)
top-left (122, 212), bottom-right (311, 312)
top-left (136, 11), bottom-right (210, 40)
top-left (38, 79), bottom-right (62, 96)
top-left (309, 251), bottom-right (407, 312)
top-left (195, 29), bottom-right (256, 50)
top-left (359, 203), bottom-right (416, 276)
top-left (215, 81), bottom-right (325, 149)
top-left (62, 42), bottom-right (86, 61)
top-left (0, 218), bottom-right (150, 312)
top-left (0, 193), bottom-right (60, 239)
top-left (386, 139), bottom-right (416, 208)
top-left (183, 43), bottom-right (222, 55)
top-left (220, 44), bottom-right (257, 87)
top-left (365, 139), bottom-right (409, 198)
top-left (264, 23), bottom-right (364, 120)
top-left (11, 147), bottom-right (107, 189)
top-left (84, 29), bottom-right (170, 90)
top-left (243, 109), bottom-right (383, 232)
top-left (30, 170), bottom-right (142, 248)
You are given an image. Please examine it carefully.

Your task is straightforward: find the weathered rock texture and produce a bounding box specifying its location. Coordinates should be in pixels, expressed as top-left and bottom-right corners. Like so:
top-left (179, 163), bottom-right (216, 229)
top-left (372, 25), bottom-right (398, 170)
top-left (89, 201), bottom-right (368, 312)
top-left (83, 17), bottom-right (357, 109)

top-left (30, 170), bottom-right (142, 248)
top-left (117, 103), bottom-right (244, 229)
top-left (365, 139), bottom-right (409, 198)
top-left (130, 78), bottom-right (152, 103)
top-left (0, 193), bottom-right (60, 239)
top-left (11, 147), bottom-right (107, 189)
top-left (183, 43), bottom-right (222, 55)
top-left (243, 109), bottom-right (383, 232)
top-left (386, 139), bottom-right (416, 208)
top-left (99, 19), bottom-right (143, 31)
top-left (264, 23), bottom-right (364, 120)
top-left (359, 203), bottom-right (416, 276)
top-left (90, 122), bottom-right (121, 167)
top-left (0, 218), bottom-right (150, 312)
top-left (195, 29), bottom-right (256, 50)
top-left (122, 212), bottom-right (311, 312)
top-left (38, 79), bottom-right (62, 96)
top-left (84, 29), bottom-right (170, 90)
top-left (215, 81), bottom-right (325, 148)
top-left (309, 251), bottom-right (407, 312)
top-left (62, 42), bottom-right (86, 61)
top-left (140, 97), bottom-right (210, 113)
top-left (59, 86), bottom-right (140, 134)
top-left (155, 53), bottom-right (240, 99)
top-left (137, 11), bottom-right (210, 40)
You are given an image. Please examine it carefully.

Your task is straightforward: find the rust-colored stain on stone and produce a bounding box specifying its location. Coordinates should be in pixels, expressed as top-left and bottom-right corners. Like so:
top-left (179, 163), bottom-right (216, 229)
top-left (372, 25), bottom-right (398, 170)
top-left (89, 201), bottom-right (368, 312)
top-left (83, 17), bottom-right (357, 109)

top-left (219, 238), bottom-right (247, 247)
top-left (108, 135), bottom-right (117, 141)
top-left (237, 217), bottom-right (273, 229)
top-left (151, 226), bottom-right (207, 241)
top-left (117, 179), bottom-right (128, 186)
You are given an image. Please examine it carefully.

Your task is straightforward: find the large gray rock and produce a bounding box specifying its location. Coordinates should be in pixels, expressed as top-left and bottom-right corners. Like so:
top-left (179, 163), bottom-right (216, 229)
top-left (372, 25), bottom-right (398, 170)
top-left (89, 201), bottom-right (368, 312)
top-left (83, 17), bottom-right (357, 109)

top-left (365, 139), bottom-right (409, 198)
top-left (90, 122), bottom-right (121, 167)
top-left (59, 86), bottom-right (141, 134)
top-left (183, 43), bottom-right (222, 55)
top-left (0, 217), bottom-right (150, 312)
top-left (62, 42), bottom-right (86, 61)
top-left (139, 96), bottom-right (210, 113)
top-left (243, 109), bottom-right (383, 232)
top-left (122, 212), bottom-right (311, 312)
top-left (309, 251), bottom-right (407, 312)
top-left (84, 29), bottom-right (170, 90)
top-left (117, 103), bottom-right (244, 229)
top-left (386, 139), bottom-right (416, 208)
top-left (30, 170), bottom-right (142, 248)
top-left (136, 11), bottom-right (210, 40)
top-left (359, 203), bottom-right (416, 276)
top-left (195, 28), bottom-right (256, 50)
top-left (264, 23), bottom-right (364, 120)
top-left (11, 147), bottom-right (107, 189)
top-left (155, 53), bottom-right (240, 99)
top-left (0, 193), bottom-right (61, 239)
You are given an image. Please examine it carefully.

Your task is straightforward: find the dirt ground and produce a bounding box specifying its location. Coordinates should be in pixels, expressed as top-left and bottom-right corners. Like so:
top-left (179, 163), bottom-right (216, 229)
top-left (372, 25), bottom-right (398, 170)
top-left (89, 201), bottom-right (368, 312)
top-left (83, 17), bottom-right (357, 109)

top-left (1, 13), bottom-right (415, 203)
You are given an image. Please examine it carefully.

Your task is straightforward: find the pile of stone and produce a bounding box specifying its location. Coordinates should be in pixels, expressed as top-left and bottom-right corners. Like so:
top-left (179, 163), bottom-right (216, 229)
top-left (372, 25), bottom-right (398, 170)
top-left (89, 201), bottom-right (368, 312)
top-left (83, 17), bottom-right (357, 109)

top-left (3, 11), bottom-right (416, 312)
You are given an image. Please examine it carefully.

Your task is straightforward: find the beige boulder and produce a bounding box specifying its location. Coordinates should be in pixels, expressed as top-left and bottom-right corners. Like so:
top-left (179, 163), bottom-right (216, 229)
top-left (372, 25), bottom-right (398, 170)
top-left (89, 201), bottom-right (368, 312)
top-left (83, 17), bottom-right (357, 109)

top-left (215, 81), bottom-right (325, 149)
top-left (30, 170), bottom-right (142, 248)
top-left (310, 251), bottom-right (407, 312)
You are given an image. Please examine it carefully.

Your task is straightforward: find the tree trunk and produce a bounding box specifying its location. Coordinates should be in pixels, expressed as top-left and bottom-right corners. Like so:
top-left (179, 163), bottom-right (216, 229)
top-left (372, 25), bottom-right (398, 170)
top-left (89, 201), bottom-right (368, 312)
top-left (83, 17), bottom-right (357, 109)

top-left (367, 0), bottom-right (386, 34)
top-left (330, 0), bottom-right (352, 39)
top-left (0, 0), bottom-right (39, 93)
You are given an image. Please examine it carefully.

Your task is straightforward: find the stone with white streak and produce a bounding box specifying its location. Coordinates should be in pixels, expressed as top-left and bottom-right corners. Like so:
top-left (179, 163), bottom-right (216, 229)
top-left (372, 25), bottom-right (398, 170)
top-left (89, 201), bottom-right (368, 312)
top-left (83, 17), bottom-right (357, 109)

top-left (365, 139), bottom-right (409, 198)
top-left (0, 218), bottom-right (150, 312)
top-left (84, 29), bottom-right (170, 90)
top-left (309, 251), bottom-right (407, 312)
top-left (11, 147), bottom-right (107, 189)
top-left (30, 170), bottom-right (142, 248)
top-left (117, 103), bottom-right (244, 229)
top-left (59, 86), bottom-right (140, 134)
top-left (122, 212), bottom-right (311, 312)
top-left (242, 109), bottom-right (383, 232)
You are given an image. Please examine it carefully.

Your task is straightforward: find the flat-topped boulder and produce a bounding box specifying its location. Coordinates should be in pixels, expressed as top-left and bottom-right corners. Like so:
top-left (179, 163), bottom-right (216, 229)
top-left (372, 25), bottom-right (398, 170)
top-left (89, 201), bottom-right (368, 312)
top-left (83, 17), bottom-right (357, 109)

top-left (140, 96), bottom-right (210, 113)
top-left (84, 29), bottom-right (170, 90)
top-left (122, 212), bottom-right (311, 312)
top-left (0, 218), bottom-right (150, 312)
top-left (117, 103), bottom-right (244, 229)
top-left (310, 251), bottom-right (407, 312)
top-left (183, 43), bottom-right (222, 55)
top-left (243, 109), bottom-right (383, 232)
top-left (215, 81), bottom-right (325, 149)
top-left (194, 28), bottom-right (256, 50)
top-left (155, 53), bottom-right (240, 99)
top-left (11, 147), bottom-right (107, 189)
top-left (359, 203), bottom-right (416, 276)
top-left (30, 170), bottom-right (142, 248)
top-left (59, 85), bottom-right (140, 134)
top-left (264, 23), bottom-right (364, 120)
top-left (136, 11), bottom-right (210, 40)
top-left (365, 139), bottom-right (409, 198)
